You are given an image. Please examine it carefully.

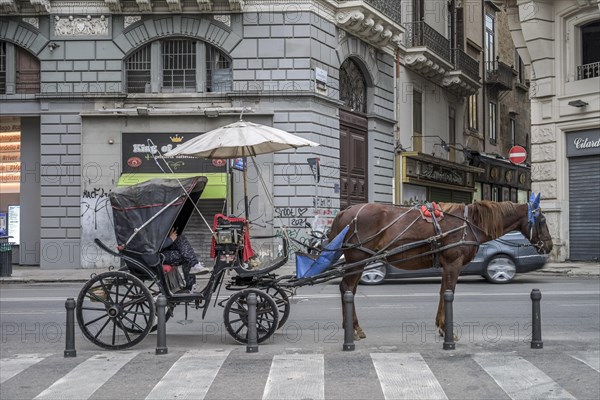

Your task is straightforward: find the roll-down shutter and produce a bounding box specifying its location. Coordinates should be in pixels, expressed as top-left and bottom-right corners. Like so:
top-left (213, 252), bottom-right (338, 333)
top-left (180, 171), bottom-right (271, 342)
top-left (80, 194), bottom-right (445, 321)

top-left (569, 155), bottom-right (600, 260)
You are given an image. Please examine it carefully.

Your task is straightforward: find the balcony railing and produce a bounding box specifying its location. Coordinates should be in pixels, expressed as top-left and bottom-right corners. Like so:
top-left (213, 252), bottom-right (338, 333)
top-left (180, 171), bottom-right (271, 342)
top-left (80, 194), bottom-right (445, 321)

top-left (452, 48), bottom-right (480, 81)
top-left (339, 0), bottom-right (401, 25)
top-left (404, 21), bottom-right (451, 63)
top-left (577, 62), bottom-right (600, 80)
top-left (485, 59), bottom-right (513, 90)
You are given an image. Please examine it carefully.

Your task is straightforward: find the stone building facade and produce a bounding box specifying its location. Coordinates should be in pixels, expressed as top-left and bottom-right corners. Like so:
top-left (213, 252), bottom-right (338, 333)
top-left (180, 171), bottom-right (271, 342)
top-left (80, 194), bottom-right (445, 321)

top-left (507, 0), bottom-right (600, 261)
top-left (0, 0), bottom-right (399, 268)
top-left (394, 0), bottom-right (532, 206)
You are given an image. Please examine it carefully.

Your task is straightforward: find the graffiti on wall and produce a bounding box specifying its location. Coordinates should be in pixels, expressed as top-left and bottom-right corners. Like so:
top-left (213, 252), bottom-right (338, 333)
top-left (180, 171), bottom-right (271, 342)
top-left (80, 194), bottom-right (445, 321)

top-left (81, 186), bottom-right (116, 268)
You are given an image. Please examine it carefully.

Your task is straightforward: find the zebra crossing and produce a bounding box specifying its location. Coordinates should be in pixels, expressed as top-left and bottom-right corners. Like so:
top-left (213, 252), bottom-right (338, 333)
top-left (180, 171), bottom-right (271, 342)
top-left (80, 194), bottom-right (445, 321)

top-left (1, 350), bottom-right (598, 399)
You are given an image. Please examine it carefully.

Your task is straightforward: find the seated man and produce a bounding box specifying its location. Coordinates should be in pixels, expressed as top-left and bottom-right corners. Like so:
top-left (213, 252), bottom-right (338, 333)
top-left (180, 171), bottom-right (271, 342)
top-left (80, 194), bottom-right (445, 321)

top-left (161, 228), bottom-right (210, 276)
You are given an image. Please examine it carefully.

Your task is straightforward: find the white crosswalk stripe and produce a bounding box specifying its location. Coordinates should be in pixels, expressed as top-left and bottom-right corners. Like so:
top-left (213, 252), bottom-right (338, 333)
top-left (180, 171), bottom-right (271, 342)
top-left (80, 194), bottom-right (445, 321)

top-left (0, 354), bottom-right (51, 384)
top-left (569, 351), bottom-right (600, 372)
top-left (262, 354), bottom-right (324, 400)
top-left (371, 353), bottom-right (448, 400)
top-left (33, 351), bottom-right (139, 400)
top-left (2, 350), bottom-right (596, 399)
top-left (145, 349), bottom-right (231, 400)
top-left (472, 353), bottom-right (576, 400)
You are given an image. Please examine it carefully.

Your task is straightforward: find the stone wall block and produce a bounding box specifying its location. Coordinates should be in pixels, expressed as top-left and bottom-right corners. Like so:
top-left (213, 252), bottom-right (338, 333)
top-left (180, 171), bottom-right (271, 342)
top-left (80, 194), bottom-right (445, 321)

top-left (531, 161), bottom-right (556, 181)
top-left (531, 143), bottom-right (556, 162)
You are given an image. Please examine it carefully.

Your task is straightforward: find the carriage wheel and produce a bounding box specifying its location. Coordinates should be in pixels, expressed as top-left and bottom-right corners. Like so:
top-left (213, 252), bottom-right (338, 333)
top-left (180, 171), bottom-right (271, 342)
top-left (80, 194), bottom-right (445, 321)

top-left (223, 289), bottom-right (279, 344)
top-left (262, 286), bottom-right (291, 329)
top-left (119, 267), bottom-right (175, 332)
top-left (76, 271), bottom-right (155, 350)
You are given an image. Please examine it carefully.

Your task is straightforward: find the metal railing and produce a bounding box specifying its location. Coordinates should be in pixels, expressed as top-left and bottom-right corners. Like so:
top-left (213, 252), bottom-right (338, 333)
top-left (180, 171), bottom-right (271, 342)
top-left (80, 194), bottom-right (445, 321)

top-left (485, 60), bottom-right (513, 90)
top-left (339, 0), bottom-right (401, 25)
top-left (577, 62), bottom-right (600, 80)
top-left (452, 48), bottom-right (480, 81)
top-left (404, 21), bottom-right (451, 63)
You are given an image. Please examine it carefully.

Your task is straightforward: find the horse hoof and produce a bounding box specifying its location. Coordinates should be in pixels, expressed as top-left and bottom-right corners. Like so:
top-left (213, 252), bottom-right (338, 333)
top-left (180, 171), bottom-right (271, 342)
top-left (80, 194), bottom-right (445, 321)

top-left (353, 333), bottom-right (361, 341)
top-left (359, 331), bottom-right (366, 339)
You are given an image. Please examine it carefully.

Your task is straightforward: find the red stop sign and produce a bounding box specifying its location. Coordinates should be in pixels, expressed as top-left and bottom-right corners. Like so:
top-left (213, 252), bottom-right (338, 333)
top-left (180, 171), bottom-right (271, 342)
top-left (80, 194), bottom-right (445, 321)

top-left (509, 145), bottom-right (527, 165)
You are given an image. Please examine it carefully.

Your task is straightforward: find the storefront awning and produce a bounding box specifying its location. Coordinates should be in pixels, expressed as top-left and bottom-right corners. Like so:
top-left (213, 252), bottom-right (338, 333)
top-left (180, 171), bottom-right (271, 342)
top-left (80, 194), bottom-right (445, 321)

top-left (117, 173), bottom-right (227, 199)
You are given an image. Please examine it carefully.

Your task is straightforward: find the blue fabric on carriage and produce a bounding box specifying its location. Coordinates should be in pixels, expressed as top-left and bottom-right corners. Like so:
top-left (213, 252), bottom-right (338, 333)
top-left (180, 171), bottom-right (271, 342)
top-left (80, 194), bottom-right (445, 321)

top-left (295, 225), bottom-right (350, 278)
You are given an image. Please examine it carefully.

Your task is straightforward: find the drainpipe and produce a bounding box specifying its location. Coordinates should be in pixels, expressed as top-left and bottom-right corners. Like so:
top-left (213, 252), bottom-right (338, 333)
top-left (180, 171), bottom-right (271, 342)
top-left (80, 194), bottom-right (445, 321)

top-left (481, 2), bottom-right (487, 154)
top-left (394, 48), bottom-right (402, 205)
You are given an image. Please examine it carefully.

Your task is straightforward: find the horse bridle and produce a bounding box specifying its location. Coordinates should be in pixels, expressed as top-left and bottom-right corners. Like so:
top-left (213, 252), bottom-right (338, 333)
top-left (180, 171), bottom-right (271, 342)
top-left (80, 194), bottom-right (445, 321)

top-left (527, 202), bottom-right (548, 253)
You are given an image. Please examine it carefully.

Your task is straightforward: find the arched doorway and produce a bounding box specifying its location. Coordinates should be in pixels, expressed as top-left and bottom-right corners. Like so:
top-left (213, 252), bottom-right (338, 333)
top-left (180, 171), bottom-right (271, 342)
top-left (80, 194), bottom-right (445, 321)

top-left (339, 58), bottom-right (368, 210)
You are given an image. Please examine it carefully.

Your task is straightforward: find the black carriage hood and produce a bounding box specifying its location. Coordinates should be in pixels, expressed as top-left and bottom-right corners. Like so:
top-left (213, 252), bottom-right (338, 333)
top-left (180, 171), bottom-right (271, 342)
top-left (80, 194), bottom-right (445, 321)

top-left (110, 176), bottom-right (208, 263)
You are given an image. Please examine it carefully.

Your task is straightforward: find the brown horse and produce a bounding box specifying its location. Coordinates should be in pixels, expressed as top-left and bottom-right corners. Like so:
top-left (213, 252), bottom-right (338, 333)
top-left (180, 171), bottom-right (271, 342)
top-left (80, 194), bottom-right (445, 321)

top-left (328, 195), bottom-right (553, 339)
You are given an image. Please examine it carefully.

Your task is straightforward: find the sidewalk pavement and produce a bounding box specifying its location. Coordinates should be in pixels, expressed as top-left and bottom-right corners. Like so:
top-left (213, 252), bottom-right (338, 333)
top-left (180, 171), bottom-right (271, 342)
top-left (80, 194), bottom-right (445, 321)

top-left (0, 262), bottom-right (598, 284)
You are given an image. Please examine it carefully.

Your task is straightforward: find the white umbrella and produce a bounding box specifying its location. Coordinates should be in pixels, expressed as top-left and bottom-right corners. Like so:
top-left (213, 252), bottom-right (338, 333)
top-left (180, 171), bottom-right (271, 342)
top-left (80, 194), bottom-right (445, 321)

top-left (164, 120), bottom-right (319, 159)
top-left (164, 120), bottom-right (319, 219)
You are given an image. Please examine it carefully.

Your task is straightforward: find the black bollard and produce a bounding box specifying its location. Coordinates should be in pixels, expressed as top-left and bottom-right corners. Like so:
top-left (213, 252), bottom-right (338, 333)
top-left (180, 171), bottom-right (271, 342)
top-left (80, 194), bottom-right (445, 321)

top-left (343, 291), bottom-right (355, 351)
top-left (155, 295), bottom-right (168, 355)
top-left (64, 298), bottom-right (77, 358)
top-left (530, 289), bottom-right (543, 349)
top-left (443, 290), bottom-right (455, 350)
top-left (246, 292), bottom-right (258, 353)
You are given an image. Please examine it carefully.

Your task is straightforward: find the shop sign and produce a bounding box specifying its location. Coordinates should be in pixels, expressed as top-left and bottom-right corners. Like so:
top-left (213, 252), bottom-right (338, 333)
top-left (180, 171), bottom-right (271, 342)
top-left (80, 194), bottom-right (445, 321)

top-left (566, 129), bottom-right (600, 157)
top-left (122, 133), bottom-right (224, 173)
top-left (419, 163), bottom-right (464, 186)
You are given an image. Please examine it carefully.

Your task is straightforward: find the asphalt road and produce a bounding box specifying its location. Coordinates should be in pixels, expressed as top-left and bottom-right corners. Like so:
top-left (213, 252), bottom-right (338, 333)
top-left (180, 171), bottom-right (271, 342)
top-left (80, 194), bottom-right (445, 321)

top-left (1, 274), bottom-right (599, 399)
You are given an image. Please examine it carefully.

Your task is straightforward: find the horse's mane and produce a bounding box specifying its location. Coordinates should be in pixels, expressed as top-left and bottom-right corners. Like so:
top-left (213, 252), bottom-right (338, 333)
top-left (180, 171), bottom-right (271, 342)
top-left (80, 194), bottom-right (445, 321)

top-left (440, 201), bottom-right (516, 238)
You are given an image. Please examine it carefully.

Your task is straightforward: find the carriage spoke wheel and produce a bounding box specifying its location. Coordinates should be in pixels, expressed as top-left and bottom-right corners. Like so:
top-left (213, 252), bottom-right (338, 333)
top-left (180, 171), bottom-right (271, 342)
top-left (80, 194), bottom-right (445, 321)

top-left (119, 267), bottom-right (174, 332)
top-left (76, 271), bottom-right (155, 350)
top-left (261, 286), bottom-right (291, 329)
top-left (223, 289), bottom-right (279, 344)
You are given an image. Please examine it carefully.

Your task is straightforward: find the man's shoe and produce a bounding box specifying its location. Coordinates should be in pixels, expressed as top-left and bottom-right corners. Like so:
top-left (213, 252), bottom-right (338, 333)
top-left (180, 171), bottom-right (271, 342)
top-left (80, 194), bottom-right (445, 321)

top-left (189, 263), bottom-right (210, 275)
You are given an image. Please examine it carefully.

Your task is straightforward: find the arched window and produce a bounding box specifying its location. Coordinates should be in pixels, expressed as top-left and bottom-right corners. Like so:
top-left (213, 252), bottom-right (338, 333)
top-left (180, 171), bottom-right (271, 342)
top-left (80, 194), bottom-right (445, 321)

top-left (0, 41), bottom-right (40, 94)
top-left (340, 58), bottom-right (367, 113)
top-left (124, 38), bottom-right (232, 93)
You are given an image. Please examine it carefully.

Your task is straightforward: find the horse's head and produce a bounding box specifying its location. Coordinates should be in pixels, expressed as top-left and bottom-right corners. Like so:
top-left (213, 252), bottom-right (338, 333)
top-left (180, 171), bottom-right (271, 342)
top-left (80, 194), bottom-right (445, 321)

top-left (524, 193), bottom-right (553, 254)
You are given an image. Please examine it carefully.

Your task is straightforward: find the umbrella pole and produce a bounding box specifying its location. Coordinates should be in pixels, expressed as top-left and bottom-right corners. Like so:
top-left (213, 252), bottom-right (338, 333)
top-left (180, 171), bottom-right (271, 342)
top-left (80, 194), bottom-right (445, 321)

top-left (243, 150), bottom-right (249, 221)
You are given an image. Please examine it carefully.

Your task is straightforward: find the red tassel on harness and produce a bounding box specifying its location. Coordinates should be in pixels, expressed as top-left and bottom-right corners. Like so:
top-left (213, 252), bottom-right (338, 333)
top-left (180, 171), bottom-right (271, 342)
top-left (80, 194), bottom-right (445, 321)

top-left (420, 202), bottom-right (442, 218)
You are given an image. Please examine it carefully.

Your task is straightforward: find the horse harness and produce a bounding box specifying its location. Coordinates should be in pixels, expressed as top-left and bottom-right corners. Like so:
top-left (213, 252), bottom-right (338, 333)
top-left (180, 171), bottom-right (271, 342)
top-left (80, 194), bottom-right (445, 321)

top-left (343, 203), bottom-right (482, 269)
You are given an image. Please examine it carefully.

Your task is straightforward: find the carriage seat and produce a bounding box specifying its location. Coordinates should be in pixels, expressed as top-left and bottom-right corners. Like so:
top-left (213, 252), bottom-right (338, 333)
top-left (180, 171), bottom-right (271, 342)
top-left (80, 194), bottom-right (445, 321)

top-left (210, 214), bottom-right (255, 262)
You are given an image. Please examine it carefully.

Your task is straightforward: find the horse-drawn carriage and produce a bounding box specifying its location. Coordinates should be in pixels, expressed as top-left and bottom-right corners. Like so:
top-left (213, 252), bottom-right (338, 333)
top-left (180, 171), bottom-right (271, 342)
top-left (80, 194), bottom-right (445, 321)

top-left (76, 172), bottom-right (553, 350)
top-left (76, 175), bottom-right (292, 350)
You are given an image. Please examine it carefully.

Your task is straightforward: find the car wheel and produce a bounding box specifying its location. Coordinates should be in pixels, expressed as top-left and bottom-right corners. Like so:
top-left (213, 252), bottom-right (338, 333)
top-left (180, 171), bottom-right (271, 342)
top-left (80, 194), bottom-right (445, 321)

top-left (360, 264), bottom-right (387, 285)
top-left (484, 255), bottom-right (517, 283)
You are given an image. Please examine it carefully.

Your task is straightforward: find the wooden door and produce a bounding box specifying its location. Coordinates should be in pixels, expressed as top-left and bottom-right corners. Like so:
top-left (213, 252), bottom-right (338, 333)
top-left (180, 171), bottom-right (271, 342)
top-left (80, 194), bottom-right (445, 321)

top-left (339, 109), bottom-right (368, 210)
top-left (15, 47), bottom-right (39, 94)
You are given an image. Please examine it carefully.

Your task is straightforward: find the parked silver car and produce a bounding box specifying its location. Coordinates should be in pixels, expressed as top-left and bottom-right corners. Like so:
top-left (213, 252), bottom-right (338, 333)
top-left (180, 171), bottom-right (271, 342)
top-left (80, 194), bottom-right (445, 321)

top-left (359, 231), bottom-right (548, 284)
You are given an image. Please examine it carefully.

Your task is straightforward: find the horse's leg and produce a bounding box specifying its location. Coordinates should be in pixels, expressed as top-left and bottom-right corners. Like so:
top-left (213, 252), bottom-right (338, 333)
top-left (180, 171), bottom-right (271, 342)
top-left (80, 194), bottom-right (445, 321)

top-left (339, 272), bottom-right (366, 340)
top-left (436, 261), bottom-right (461, 338)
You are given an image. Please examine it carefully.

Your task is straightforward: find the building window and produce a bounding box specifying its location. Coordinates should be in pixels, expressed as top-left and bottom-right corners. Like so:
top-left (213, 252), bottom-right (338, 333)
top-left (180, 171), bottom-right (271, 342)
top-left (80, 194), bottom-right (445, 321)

top-left (515, 49), bottom-right (525, 84)
top-left (412, 90), bottom-right (423, 152)
top-left (489, 101), bottom-right (497, 143)
top-left (340, 58), bottom-right (367, 113)
top-left (0, 41), bottom-right (6, 94)
top-left (206, 46), bottom-right (232, 92)
top-left (0, 41), bottom-right (40, 95)
top-left (485, 14), bottom-right (495, 70)
top-left (510, 115), bottom-right (516, 146)
top-left (578, 20), bottom-right (600, 80)
top-left (162, 39), bottom-right (196, 92)
top-left (125, 43), bottom-right (151, 93)
top-left (468, 94), bottom-right (478, 131)
top-left (124, 39), bottom-right (232, 93)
